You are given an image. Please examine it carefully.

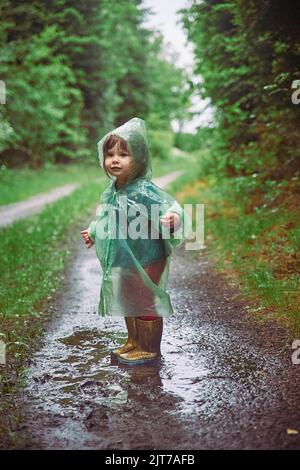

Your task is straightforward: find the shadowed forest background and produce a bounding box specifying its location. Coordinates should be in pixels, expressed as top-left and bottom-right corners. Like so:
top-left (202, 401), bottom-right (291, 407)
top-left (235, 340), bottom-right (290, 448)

top-left (0, 0), bottom-right (300, 444)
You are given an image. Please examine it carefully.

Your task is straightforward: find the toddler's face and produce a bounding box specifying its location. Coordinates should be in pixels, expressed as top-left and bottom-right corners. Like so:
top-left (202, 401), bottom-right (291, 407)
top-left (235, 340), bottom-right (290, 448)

top-left (104, 143), bottom-right (133, 187)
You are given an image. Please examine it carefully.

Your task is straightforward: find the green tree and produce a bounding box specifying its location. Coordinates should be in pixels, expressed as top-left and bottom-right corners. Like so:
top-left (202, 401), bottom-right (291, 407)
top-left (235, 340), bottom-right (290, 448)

top-left (180, 0), bottom-right (300, 178)
top-left (0, 0), bottom-right (192, 166)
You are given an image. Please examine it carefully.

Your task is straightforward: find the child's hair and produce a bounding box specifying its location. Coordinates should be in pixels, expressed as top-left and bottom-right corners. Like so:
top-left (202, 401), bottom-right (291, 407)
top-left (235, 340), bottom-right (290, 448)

top-left (103, 134), bottom-right (129, 158)
top-left (103, 134), bottom-right (147, 181)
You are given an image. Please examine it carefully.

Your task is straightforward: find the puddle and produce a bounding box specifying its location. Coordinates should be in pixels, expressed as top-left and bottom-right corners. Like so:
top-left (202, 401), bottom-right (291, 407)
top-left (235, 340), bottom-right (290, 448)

top-left (20, 228), bottom-right (300, 449)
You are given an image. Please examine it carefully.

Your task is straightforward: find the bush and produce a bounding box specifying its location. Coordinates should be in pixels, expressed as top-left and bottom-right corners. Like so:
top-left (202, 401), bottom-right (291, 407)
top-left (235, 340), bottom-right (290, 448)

top-left (148, 130), bottom-right (174, 160)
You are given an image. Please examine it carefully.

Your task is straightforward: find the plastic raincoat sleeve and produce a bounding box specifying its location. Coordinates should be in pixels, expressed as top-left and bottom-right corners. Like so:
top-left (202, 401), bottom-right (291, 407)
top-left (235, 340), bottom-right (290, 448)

top-left (87, 220), bottom-right (97, 242)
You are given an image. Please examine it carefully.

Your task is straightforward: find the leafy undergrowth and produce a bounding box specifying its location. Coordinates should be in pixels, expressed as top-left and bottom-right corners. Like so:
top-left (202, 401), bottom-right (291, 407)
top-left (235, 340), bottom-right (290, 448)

top-left (169, 158), bottom-right (300, 334)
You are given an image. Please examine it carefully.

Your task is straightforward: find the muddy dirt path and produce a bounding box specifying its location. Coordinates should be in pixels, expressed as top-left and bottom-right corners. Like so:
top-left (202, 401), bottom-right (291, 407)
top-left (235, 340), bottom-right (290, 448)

top-left (18, 173), bottom-right (300, 450)
top-left (0, 183), bottom-right (80, 228)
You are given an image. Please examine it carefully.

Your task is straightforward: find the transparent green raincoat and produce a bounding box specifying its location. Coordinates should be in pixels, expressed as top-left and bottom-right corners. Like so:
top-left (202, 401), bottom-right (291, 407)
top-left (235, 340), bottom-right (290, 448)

top-left (87, 117), bottom-right (191, 317)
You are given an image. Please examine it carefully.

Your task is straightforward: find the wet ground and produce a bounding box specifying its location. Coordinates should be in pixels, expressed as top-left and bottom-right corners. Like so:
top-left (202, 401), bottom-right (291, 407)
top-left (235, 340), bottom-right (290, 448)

top-left (16, 175), bottom-right (300, 450)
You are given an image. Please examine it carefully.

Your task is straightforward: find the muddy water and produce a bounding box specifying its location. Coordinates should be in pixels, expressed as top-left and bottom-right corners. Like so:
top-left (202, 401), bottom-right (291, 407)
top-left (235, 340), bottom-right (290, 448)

top-left (19, 175), bottom-right (300, 450)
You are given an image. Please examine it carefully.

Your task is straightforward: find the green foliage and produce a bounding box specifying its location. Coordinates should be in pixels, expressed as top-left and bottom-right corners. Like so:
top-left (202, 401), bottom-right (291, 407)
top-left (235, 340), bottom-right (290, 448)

top-left (146, 34), bottom-right (191, 132)
top-left (174, 127), bottom-right (214, 152)
top-left (148, 129), bottom-right (174, 160)
top-left (0, 0), bottom-right (192, 167)
top-left (3, 25), bottom-right (86, 166)
top-left (167, 152), bottom-right (300, 330)
top-left (180, 0), bottom-right (300, 180)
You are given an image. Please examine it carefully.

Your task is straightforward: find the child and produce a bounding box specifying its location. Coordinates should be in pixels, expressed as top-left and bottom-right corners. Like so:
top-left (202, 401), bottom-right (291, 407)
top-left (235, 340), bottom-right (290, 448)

top-left (81, 117), bottom-right (190, 365)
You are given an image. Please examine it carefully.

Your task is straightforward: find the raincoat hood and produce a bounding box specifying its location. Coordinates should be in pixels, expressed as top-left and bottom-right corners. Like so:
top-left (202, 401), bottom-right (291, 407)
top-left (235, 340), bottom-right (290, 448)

top-left (97, 117), bottom-right (152, 186)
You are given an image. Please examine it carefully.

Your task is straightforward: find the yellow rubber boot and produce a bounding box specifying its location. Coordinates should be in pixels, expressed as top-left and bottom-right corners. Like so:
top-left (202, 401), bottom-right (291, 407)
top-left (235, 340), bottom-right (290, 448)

top-left (118, 317), bottom-right (163, 365)
top-left (111, 317), bottom-right (138, 358)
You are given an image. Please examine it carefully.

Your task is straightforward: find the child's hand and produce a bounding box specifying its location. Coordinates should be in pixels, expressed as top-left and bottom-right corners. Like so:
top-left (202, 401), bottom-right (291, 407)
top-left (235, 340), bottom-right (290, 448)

top-left (80, 229), bottom-right (95, 249)
top-left (160, 212), bottom-right (181, 231)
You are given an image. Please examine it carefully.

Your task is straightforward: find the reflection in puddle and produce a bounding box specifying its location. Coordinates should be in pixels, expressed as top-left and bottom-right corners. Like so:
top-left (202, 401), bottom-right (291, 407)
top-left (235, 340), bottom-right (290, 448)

top-left (23, 251), bottom-right (212, 430)
top-left (26, 321), bottom-right (210, 419)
